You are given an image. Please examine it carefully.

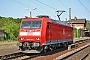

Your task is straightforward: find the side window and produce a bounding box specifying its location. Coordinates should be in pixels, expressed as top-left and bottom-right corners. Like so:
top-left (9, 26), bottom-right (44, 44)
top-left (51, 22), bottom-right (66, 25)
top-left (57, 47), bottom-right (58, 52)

top-left (47, 23), bottom-right (50, 29)
top-left (47, 25), bottom-right (49, 28)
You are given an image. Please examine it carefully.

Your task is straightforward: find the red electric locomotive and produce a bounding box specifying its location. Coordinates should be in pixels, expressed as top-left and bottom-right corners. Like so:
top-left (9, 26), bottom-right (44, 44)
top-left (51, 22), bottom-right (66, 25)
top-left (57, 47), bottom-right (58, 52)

top-left (17, 15), bottom-right (73, 53)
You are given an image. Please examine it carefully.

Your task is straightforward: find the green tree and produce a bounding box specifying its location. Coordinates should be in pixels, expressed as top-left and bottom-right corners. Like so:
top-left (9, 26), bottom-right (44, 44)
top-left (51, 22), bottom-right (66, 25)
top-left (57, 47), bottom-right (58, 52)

top-left (86, 20), bottom-right (90, 30)
top-left (73, 28), bottom-right (81, 38)
top-left (0, 17), bottom-right (7, 28)
top-left (73, 28), bottom-right (77, 38)
top-left (0, 16), bottom-right (21, 41)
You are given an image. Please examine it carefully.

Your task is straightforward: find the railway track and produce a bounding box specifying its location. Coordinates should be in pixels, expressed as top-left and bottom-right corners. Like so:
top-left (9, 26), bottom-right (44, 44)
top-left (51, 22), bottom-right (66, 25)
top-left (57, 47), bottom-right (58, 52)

top-left (0, 45), bottom-right (68, 60)
top-left (80, 52), bottom-right (90, 60)
top-left (0, 52), bottom-right (41, 60)
top-left (0, 47), bottom-right (67, 60)
top-left (62, 44), bottom-right (90, 60)
top-left (55, 39), bottom-right (90, 60)
top-left (0, 52), bottom-right (24, 60)
top-left (0, 38), bottom-right (90, 60)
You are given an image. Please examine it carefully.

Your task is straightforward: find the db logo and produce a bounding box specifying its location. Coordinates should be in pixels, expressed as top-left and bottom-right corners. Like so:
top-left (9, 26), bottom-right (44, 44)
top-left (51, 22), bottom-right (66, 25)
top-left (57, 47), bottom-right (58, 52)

top-left (27, 32), bottom-right (33, 35)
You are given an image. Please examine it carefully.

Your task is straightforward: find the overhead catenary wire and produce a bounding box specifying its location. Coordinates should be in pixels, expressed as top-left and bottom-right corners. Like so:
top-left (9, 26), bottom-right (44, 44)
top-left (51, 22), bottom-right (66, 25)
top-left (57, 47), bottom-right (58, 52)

top-left (57, 0), bottom-right (79, 17)
top-left (78, 0), bottom-right (90, 14)
top-left (55, 0), bottom-right (70, 16)
top-left (35, 0), bottom-right (57, 10)
top-left (13, 0), bottom-right (57, 17)
top-left (35, 0), bottom-right (69, 19)
top-left (13, 0), bottom-right (63, 19)
top-left (88, 0), bottom-right (90, 4)
top-left (35, 0), bottom-right (69, 17)
top-left (13, 0), bottom-right (71, 19)
top-left (13, 0), bottom-right (30, 8)
top-left (31, 0), bottom-right (54, 15)
top-left (57, 0), bottom-right (68, 8)
top-left (13, 0), bottom-right (42, 17)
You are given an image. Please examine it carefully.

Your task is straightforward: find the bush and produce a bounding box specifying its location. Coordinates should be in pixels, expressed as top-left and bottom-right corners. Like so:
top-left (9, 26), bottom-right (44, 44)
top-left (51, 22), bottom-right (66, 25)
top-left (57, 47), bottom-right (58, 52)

top-left (73, 28), bottom-right (81, 38)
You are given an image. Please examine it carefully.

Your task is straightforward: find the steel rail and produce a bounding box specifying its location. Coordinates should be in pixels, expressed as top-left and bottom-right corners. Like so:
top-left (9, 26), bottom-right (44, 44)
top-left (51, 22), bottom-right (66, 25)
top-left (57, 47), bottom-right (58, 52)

top-left (80, 52), bottom-right (90, 60)
top-left (55, 40), bottom-right (90, 60)
top-left (0, 52), bottom-right (25, 60)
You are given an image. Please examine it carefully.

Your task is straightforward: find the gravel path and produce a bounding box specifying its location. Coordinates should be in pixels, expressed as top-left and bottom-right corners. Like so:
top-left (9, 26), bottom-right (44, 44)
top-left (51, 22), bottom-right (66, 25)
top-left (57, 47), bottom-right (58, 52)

top-left (0, 41), bottom-right (20, 56)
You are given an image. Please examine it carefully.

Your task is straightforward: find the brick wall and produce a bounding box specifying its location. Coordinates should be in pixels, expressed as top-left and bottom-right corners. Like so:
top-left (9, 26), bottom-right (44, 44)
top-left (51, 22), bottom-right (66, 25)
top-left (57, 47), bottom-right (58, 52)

top-left (72, 24), bottom-right (84, 29)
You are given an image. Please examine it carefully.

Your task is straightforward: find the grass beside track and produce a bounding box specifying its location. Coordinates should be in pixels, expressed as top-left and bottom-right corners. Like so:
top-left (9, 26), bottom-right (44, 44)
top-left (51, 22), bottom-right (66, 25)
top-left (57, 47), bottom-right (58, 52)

top-left (0, 41), bottom-right (18, 50)
top-left (0, 41), bottom-right (19, 55)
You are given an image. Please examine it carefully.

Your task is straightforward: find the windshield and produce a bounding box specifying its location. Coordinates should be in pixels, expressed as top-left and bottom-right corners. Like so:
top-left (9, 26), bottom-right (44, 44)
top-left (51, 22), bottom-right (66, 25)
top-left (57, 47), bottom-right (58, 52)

top-left (22, 21), bottom-right (31, 28)
top-left (32, 20), bottom-right (41, 28)
top-left (21, 20), bottom-right (42, 28)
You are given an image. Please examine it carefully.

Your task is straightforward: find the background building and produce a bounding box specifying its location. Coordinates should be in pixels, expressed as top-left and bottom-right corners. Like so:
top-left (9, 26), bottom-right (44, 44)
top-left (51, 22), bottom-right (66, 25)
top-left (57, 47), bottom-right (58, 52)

top-left (66, 17), bottom-right (89, 37)
top-left (0, 29), bottom-right (7, 39)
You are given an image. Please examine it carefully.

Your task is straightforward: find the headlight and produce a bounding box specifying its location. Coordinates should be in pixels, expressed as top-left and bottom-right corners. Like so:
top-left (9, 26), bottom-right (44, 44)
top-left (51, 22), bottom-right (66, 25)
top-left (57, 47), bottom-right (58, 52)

top-left (20, 38), bottom-right (24, 40)
top-left (36, 38), bottom-right (40, 40)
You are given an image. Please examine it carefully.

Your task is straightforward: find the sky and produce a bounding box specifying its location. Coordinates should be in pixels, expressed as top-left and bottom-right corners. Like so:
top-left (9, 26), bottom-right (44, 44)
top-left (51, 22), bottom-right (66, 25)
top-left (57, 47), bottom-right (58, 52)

top-left (0, 0), bottom-right (90, 21)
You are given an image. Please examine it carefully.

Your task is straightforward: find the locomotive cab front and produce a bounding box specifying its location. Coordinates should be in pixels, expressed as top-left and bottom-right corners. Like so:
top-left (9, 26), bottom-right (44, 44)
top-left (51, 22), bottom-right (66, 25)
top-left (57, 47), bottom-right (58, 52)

top-left (17, 18), bottom-right (44, 53)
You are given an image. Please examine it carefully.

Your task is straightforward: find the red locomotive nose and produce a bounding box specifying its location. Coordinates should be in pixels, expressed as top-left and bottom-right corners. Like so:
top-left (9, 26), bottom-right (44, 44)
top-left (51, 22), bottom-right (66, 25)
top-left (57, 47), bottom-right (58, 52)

top-left (19, 29), bottom-right (41, 42)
